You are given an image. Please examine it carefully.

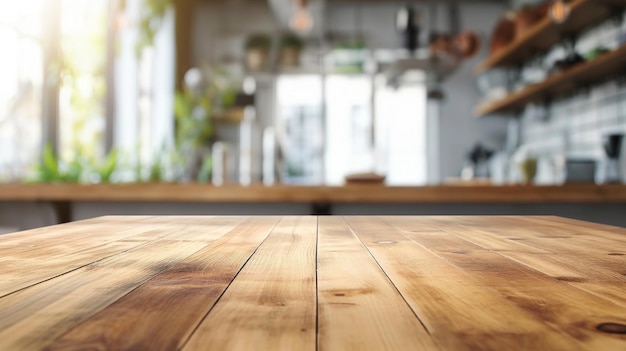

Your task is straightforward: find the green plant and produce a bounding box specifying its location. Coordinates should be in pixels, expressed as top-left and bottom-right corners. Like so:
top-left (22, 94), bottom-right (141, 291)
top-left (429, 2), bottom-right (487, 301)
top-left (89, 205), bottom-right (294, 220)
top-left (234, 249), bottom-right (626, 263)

top-left (174, 90), bottom-right (213, 149)
top-left (149, 158), bottom-right (164, 182)
top-left (280, 34), bottom-right (304, 50)
top-left (335, 39), bottom-right (366, 50)
top-left (173, 66), bottom-right (236, 182)
top-left (95, 149), bottom-right (119, 183)
top-left (197, 155), bottom-right (212, 183)
top-left (245, 34), bottom-right (272, 51)
top-left (174, 66), bottom-right (237, 148)
top-left (32, 144), bottom-right (62, 183)
top-left (31, 144), bottom-right (83, 183)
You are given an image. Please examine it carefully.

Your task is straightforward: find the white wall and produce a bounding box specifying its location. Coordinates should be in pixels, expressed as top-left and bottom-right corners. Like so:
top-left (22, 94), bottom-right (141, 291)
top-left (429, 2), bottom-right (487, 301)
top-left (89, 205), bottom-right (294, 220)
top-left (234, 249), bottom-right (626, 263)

top-left (438, 3), bottom-right (510, 180)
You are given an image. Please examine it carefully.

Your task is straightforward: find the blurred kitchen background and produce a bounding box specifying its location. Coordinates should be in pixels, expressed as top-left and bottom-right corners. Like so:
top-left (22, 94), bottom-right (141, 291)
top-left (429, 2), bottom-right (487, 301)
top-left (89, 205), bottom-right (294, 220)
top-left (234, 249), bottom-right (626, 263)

top-left (2, 0), bottom-right (626, 229)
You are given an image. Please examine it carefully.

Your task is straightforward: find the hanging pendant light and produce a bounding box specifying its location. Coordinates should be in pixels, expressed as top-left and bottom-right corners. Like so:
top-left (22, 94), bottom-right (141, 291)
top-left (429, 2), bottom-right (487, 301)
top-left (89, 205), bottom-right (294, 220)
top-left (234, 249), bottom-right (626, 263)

top-left (290, 0), bottom-right (313, 34)
top-left (550, 0), bottom-right (571, 24)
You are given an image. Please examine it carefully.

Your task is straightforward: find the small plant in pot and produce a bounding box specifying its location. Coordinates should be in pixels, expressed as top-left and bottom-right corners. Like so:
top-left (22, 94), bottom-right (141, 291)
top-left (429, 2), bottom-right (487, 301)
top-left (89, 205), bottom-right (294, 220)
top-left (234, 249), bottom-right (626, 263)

top-left (244, 34), bottom-right (271, 72)
top-left (279, 34), bottom-right (304, 68)
top-left (174, 66), bottom-right (236, 182)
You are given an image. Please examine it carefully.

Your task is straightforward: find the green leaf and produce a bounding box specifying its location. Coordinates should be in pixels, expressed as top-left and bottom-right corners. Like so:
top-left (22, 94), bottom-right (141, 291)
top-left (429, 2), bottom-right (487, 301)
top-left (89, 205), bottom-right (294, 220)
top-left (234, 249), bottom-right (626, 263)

top-left (174, 91), bottom-right (192, 120)
top-left (149, 156), bottom-right (163, 182)
top-left (42, 144), bottom-right (60, 178)
top-left (197, 155), bottom-right (212, 183)
top-left (99, 149), bottom-right (119, 182)
top-left (64, 159), bottom-right (83, 183)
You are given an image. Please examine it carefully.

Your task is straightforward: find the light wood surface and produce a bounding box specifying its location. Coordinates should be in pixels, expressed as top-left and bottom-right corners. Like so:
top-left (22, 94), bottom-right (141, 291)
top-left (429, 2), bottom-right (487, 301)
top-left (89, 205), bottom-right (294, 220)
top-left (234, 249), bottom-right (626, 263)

top-left (1, 215), bottom-right (625, 350)
top-left (1, 183), bottom-right (626, 203)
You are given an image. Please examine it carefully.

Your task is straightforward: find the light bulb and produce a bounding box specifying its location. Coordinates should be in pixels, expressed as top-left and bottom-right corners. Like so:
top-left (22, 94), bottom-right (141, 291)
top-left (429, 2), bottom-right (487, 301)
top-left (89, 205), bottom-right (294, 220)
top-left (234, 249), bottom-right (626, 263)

top-left (290, 8), bottom-right (313, 34)
top-left (550, 0), bottom-right (571, 24)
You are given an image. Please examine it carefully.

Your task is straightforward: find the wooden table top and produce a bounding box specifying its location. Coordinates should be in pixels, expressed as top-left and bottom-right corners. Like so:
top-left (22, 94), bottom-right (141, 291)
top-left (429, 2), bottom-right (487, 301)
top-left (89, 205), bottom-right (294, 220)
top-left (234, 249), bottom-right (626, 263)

top-left (1, 216), bottom-right (625, 350)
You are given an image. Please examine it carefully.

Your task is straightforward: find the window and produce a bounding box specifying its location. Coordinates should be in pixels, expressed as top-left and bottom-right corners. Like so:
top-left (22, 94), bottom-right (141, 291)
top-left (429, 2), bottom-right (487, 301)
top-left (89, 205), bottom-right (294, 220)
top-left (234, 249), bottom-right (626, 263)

top-left (325, 75), bottom-right (373, 185)
top-left (374, 73), bottom-right (427, 185)
top-left (275, 72), bottom-right (428, 186)
top-left (115, 0), bottom-right (175, 176)
top-left (58, 0), bottom-right (109, 162)
top-left (0, 1), bottom-right (45, 181)
top-left (0, 0), bottom-right (175, 182)
top-left (276, 75), bottom-right (324, 184)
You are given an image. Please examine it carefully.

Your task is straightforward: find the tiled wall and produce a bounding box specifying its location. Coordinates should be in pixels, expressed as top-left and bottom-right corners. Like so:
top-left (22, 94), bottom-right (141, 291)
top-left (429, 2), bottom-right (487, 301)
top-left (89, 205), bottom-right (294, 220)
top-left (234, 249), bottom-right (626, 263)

top-left (519, 14), bottom-right (626, 162)
top-left (521, 81), bottom-right (626, 160)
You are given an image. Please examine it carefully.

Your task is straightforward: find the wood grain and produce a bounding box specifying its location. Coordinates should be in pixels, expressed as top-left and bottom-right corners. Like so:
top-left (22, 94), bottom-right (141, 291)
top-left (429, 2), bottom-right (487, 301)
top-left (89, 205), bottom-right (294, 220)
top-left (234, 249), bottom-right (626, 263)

top-left (416, 216), bottom-right (626, 307)
top-left (316, 216), bottom-right (437, 351)
top-left (183, 216), bottom-right (317, 351)
top-left (0, 217), bottom-right (164, 297)
top-left (1, 183), bottom-right (626, 203)
top-left (386, 216), bottom-right (626, 350)
top-left (0, 239), bottom-right (205, 350)
top-left (344, 216), bottom-right (591, 351)
top-left (0, 216), bottom-right (243, 297)
top-left (1, 215), bottom-right (625, 350)
top-left (45, 216), bottom-right (280, 351)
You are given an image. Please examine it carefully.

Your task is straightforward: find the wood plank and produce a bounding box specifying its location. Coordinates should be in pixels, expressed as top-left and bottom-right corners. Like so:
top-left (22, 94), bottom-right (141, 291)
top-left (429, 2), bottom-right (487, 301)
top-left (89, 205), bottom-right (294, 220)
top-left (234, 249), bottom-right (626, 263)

top-left (0, 216), bottom-right (242, 297)
top-left (1, 240), bottom-right (142, 298)
top-left (45, 216), bottom-right (281, 351)
top-left (127, 216), bottom-right (246, 242)
top-left (0, 218), bottom-right (164, 297)
top-left (1, 183), bottom-right (626, 204)
top-left (0, 239), bottom-right (206, 351)
top-left (316, 216), bottom-right (438, 351)
top-left (182, 216), bottom-right (317, 351)
top-left (0, 215), bottom-right (624, 350)
top-left (522, 216), bottom-right (626, 245)
top-left (0, 216), bottom-right (145, 247)
top-left (0, 223), bottom-right (160, 260)
top-left (384, 216), bottom-right (626, 350)
top-left (344, 216), bottom-right (590, 351)
top-left (533, 215), bottom-right (626, 235)
top-left (411, 216), bottom-right (626, 307)
top-left (421, 216), bottom-right (626, 273)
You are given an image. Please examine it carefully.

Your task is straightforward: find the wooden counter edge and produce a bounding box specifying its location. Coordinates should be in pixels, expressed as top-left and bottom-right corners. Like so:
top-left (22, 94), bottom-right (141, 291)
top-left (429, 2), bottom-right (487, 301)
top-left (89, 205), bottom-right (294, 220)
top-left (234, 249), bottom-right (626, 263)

top-left (0, 183), bottom-right (625, 204)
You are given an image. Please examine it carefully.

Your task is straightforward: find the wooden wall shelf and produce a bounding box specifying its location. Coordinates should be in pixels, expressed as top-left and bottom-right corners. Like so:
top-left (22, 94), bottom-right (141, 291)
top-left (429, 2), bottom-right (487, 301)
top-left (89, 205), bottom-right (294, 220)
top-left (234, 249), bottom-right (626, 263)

top-left (475, 43), bottom-right (626, 117)
top-left (1, 183), bottom-right (626, 204)
top-left (475, 0), bottom-right (626, 73)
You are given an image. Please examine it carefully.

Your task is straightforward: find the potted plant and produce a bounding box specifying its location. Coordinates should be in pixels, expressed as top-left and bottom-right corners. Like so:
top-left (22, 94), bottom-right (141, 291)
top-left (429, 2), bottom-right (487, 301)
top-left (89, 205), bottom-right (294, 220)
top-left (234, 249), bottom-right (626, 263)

top-left (174, 66), bottom-right (236, 182)
top-left (244, 34), bottom-right (271, 71)
top-left (279, 34), bottom-right (304, 67)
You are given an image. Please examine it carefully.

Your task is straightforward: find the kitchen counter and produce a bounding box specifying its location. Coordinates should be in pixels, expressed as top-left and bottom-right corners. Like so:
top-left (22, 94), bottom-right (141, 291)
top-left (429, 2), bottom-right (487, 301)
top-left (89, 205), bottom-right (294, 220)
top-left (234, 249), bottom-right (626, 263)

top-left (1, 183), bottom-right (626, 228)
top-left (1, 215), bottom-right (625, 350)
top-left (1, 183), bottom-right (626, 203)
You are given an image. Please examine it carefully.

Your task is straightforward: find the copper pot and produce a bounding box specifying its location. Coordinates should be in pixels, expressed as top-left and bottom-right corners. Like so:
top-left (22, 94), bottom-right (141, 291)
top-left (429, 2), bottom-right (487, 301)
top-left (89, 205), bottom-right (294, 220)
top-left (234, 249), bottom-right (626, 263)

top-left (429, 34), bottom-right (453, 57)
top-left (489, 16), bottom-right (516, 56)
top-left (515, 7), bottom-right (542, 39)
top-left (453, 31), bottom-right (481, 59)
